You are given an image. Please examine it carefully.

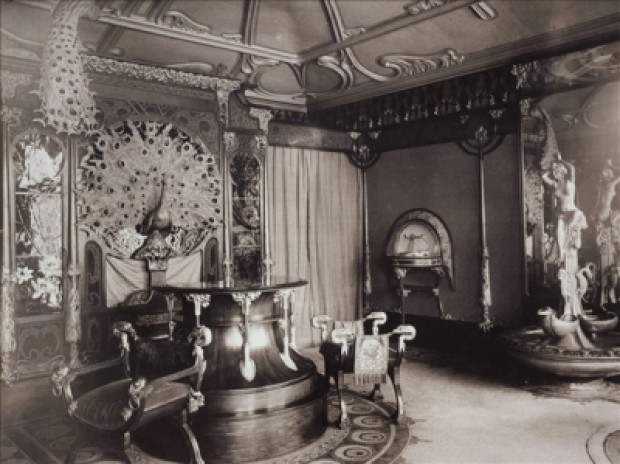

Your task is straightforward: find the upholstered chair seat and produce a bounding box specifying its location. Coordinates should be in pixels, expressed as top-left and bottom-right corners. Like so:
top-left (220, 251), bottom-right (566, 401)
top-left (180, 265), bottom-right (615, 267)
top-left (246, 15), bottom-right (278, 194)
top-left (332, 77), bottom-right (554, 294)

top-left (72, 378), bottom-right (192, 432)
top-left (312, 312), bottom-right (416, 428)
top-left (52, 322), bottom-right (212, 463)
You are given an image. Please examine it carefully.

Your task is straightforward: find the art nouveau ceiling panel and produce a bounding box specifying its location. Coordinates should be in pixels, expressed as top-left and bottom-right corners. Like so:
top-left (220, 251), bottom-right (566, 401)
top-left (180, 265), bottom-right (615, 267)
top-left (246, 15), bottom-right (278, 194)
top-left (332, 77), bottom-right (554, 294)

top-left (2, 0), bottom-right (619, 113)
top-left (255, 1), bottom-right (334, 53)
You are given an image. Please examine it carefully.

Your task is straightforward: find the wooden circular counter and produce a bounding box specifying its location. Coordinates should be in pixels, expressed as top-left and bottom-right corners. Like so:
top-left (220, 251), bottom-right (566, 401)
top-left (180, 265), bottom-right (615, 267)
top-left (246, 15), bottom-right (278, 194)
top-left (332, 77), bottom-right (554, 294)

top-left (156, 277), bottom-right (328, 463)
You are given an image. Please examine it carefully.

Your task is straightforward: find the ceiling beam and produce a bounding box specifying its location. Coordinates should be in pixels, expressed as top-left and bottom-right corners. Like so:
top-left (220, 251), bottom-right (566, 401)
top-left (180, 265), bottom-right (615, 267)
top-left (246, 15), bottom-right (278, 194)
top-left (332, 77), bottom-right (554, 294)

top-left (299, 0), bottom-right (476, 62)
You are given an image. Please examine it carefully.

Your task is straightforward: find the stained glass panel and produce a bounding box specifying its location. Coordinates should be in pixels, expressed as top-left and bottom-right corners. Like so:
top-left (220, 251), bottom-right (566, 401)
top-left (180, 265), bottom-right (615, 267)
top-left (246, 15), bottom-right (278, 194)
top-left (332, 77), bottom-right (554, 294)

top-left (13, 133), bottom-right (64, 315)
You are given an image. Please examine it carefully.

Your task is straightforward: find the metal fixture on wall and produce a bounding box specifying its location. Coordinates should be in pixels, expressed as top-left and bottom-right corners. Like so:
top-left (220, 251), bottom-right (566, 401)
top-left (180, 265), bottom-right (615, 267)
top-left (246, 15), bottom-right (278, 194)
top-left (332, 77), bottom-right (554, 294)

top-left (347, 131), bottom-right (381, 317)
top-left (458, 112), bottom-right (504, 331)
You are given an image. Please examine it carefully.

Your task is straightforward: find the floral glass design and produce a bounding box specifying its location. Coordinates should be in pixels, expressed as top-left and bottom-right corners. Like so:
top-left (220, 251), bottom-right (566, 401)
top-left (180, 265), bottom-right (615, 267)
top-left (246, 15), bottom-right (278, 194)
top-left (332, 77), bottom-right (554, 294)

top-left (13, 132), bottom-right (64, 315)
top-left (230, 152), bottom-right (261, 279)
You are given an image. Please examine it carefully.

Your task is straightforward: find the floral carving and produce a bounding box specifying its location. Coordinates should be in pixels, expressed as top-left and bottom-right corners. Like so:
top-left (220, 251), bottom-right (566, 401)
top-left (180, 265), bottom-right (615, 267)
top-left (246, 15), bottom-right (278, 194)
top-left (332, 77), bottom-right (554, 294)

top-left (159, 10), bottom-right (213, 35)
top-left (84, 56), bottom-right (240, 93)
top-left (1, 71), bottom-right (32, 101)
top-left (378, 49), bottom-right (465, 78)
top-left (403, 0), bottom-right (448, 15)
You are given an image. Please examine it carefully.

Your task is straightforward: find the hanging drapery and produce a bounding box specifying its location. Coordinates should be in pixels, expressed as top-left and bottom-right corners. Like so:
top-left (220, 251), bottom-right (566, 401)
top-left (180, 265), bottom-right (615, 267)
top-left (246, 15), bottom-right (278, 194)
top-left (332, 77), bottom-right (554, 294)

top-left (267, 147), bottom-right (363, 347)
top-left (33, 0), bottom-right (99, 136)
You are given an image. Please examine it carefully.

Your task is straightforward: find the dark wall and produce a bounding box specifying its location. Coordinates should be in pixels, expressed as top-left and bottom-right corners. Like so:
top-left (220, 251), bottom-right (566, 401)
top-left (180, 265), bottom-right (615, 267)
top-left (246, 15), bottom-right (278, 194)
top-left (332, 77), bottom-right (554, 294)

top-left (367, 134), bottom-right (524, 327)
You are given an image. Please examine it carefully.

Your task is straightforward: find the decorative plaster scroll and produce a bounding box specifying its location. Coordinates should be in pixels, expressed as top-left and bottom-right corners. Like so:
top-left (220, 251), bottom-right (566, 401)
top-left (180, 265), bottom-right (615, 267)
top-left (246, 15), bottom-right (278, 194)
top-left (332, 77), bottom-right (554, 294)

top-left (316, 54), bottom-right (355, 91)
top-left (159, 10), bottom-right (242, 43)
top-left (514, 43), bottom-right (620, 95)
top-left (404, 0), bottom-right (448, 15)
top-left (470, 1), bottom-right (497, 21)
top-left (1, 71), bottom-right (32, 101)
top-left (342, 27), bottom-right (366, 40)
top-left (84, 55), bottom-right (241, 93)
top-left (159, 10), bottom-right (213, 35)
top-left (378, 49), bottom-right (465, 77)
top-left (240, 54), bottom-right (281, 87)
top-left (249, 108), bottom-right (273, 133)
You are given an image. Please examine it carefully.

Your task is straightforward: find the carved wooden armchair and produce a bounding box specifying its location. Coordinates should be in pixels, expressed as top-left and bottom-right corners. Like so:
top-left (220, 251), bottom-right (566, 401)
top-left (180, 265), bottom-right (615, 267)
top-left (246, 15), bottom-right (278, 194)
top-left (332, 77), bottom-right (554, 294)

top-left (312, 312), bottom-right (416, 428)
top-left (51, 320), bottom-right (211, 463)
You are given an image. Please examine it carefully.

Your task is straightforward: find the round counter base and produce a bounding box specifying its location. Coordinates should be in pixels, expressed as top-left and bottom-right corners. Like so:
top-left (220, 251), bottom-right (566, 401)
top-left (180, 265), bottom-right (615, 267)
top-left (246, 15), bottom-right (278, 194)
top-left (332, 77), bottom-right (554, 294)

top-left (192, 379), bottom-right (329, 463)
top-left (501, 327), bottom-right (620, 378)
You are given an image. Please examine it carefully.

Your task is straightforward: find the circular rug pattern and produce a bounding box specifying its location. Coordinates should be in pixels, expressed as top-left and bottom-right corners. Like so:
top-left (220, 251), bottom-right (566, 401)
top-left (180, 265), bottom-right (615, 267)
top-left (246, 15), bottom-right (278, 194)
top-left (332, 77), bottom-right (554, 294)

top-left (3, 390), bottom-right (412, 464)
top-left (587, 425), bottom-right (620, 464)
top-left (252, 391), bottom-right (412, 463)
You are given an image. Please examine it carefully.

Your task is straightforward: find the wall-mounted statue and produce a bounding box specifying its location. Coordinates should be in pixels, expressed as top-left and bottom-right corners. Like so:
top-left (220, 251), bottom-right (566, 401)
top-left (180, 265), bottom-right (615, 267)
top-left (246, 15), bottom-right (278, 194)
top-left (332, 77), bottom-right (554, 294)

top-left (591, 160), bottom-right (620, 306)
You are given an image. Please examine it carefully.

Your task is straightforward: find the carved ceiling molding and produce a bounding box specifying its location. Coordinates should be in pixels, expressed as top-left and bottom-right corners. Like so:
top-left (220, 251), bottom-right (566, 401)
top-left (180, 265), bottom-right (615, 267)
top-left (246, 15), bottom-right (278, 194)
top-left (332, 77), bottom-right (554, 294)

top-left (274, 65), bottom-right (516, 131)
top-left (158, 10), bottom-right (242, 44)
top-left (90, 74), bottom-right (217, 102)
top-left (83, 55), bottom-right (241, 93)
top-left (268, 123), bottom-right (352, 152)
top-left (404, 0), bottom-right (451, 15)
top-left (242, 0), bottom-right (467, 108)
top-left (1, 70), bottom-right (32, 101)
top-left (513, 43), bottom-right (620, 97)
top-left (378, 50), bottom-right (465, 78)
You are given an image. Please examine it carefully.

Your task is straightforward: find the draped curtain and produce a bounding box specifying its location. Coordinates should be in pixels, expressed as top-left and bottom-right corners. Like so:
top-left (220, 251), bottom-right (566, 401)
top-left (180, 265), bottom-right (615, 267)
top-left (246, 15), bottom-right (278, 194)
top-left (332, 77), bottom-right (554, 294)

top-left (267, 146), bottom-right (362, 347)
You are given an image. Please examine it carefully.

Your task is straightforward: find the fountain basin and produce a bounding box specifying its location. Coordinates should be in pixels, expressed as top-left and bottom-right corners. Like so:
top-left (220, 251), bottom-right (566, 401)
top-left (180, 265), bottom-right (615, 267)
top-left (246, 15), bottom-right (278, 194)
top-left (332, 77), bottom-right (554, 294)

top-left (501, 327), bottom-right (620, 378)
top-left (538, 307), bottom-right (579, 338)
top-left (580, 313), bottom-right (619, 334)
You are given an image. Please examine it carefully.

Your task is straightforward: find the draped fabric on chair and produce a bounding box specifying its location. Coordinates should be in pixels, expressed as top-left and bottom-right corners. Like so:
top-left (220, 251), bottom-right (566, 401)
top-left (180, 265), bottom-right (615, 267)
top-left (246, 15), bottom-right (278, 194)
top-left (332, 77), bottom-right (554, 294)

top-left (267, 146), bottom-right (363, 347)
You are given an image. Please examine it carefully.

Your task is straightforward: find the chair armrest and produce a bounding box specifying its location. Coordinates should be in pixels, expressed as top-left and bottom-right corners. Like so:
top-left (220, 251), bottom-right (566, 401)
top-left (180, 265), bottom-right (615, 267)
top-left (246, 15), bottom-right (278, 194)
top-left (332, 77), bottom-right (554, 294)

top-left (330, 327), bottom-right (355, 357)
top-left (389, 324), bottom-right (416, 366)
top-left (312, 315), bottom-right (334, 342)
top-left (113, 321), bottom-right (139, 376)
top-left (51, 357), bottom-right (124, 408)
top-left (364, 311), bottom-right (387, 335)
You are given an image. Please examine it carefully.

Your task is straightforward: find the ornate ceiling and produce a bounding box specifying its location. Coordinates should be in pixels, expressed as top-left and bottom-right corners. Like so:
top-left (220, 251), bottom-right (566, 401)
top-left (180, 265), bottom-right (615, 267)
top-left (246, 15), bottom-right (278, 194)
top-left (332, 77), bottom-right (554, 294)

top-left (1, 0), bottom-right (619, 114)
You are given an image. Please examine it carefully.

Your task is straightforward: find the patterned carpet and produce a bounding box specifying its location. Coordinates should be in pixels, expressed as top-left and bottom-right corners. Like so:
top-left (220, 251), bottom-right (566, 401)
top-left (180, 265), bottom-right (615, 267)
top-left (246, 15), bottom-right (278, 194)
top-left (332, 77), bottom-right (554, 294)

top-left (1, 389), bottom-right (412, 464)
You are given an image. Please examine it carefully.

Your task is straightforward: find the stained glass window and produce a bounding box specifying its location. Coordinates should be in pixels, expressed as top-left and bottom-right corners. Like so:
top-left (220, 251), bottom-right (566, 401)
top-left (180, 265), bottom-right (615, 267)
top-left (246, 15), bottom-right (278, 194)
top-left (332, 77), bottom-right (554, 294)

top-left (13, 132), bottom-right (64, 315)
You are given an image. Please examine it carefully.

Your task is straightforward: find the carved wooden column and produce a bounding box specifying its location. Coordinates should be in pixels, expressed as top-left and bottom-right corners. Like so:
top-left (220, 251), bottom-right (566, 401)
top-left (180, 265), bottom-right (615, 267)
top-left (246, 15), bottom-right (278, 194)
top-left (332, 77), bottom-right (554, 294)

top-left (458, 112), bottom-right (504, 331)
top-left (347, 131), bottom-right (381, 317)
top-left (1, 106), bottom-right (22, 385)
top-left (217, 84), bottom-right (237, 284)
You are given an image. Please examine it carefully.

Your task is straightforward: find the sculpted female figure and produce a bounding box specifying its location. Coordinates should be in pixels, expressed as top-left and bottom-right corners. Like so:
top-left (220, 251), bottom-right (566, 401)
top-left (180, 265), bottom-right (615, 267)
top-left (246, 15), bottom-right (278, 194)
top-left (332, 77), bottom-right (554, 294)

top-left (591, 161), bottom-right (620, 226)
top-left (542, 159), bottom-right (587, 265)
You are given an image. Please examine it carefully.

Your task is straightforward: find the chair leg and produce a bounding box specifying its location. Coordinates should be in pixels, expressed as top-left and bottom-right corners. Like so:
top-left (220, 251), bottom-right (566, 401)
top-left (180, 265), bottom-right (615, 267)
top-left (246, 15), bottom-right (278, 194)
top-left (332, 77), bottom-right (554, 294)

top-left (336, 370), bottom-right (349, 429)
top-left (170, 409), bottom-right (205, 464)
top-left (368, 383), bottom-right (384, 401)
top-left (389, 365), bottom-right (405, 424)
top-left (65, 432), bottom-right (130, 464)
